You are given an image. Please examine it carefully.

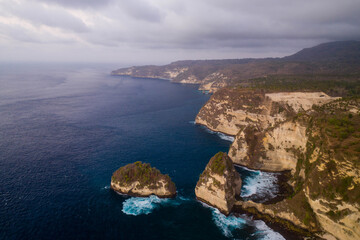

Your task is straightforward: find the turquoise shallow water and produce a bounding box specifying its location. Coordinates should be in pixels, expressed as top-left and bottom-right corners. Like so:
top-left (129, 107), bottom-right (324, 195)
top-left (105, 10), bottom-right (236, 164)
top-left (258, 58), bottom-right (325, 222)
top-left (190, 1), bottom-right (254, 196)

top-left (0, 63), bottom-right (285, 239)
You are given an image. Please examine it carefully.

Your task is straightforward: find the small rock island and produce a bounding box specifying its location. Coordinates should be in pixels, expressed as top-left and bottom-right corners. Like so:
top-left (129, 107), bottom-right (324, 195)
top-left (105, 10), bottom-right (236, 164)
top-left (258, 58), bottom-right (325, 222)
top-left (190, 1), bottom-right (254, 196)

top-left (195, 152), bottom-right (242, 215)
top-left (111, 161), bottom-right (176, 198)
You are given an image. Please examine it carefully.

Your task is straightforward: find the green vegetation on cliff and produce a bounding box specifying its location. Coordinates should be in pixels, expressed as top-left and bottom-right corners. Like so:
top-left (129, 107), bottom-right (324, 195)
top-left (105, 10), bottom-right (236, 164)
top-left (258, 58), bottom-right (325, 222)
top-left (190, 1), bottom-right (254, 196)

top-left (285, 97), bottom-right (360, 235)
top-left (209, 152), bottom-right (227, 175)
top-left (111, 161), bottom-right (176, 192)
top-left (291, 98), bottom-right (360, 197)
top-left (113, 41), bottom-right (360, 94)
top-left (243, 74), bottom-right (360, 97)
top-left (196, 152), bottom-right (242, 215)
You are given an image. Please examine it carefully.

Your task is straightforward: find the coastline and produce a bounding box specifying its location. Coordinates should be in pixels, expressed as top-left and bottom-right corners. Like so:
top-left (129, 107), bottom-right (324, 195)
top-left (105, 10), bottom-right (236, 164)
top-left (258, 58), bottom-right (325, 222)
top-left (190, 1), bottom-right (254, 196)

top-left (195, 122), bottom-right (237, 138)
top-left (232, 208), bottom-right (310, 240)
top-left (196, 123), bottom-right (310, 238)
top-left (110, 73), bottom-right (173, 81)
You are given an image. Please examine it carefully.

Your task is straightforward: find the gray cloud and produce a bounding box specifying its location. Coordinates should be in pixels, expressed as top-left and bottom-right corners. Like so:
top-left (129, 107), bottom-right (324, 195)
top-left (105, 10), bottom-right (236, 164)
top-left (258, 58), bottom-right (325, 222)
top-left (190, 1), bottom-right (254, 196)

top-left (1, 0), bottom-right (88, 33)
top-left (118, 0), bottom-right (165, 23)
top-left (0, 0), bottom-right (359, 63)
top-left (32, 0), bottom-right (114, 9)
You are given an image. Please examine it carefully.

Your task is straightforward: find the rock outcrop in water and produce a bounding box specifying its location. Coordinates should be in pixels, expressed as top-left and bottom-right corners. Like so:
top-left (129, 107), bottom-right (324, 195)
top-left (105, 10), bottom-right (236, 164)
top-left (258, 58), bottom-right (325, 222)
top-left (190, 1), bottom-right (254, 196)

top-left (111, 162), bottom-right (176, 198)
top-left (196, 88), bottom-right (360, 240)
top-left (195, 152), bottom-right (242, 215)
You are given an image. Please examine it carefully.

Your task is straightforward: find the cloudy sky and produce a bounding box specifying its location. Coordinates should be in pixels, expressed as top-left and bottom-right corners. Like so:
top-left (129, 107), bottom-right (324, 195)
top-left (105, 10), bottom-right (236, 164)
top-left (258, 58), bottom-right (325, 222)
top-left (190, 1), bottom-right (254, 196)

top-left (1, 0), bottom-right (360, 65)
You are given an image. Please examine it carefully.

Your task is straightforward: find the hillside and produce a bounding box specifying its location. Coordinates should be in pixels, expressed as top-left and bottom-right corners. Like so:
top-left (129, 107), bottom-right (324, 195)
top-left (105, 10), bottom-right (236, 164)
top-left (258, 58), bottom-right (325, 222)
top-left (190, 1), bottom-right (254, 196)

top-left (283, 41), bottom-right (360, 63)
top-left (112, 41), bottom-right (360, 94)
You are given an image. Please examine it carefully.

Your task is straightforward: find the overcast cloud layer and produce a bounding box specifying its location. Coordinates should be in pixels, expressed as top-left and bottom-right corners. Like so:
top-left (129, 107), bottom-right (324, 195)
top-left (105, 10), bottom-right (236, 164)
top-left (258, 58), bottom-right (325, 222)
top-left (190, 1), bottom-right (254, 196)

top-left (1, 0), bottom-right (360, 64)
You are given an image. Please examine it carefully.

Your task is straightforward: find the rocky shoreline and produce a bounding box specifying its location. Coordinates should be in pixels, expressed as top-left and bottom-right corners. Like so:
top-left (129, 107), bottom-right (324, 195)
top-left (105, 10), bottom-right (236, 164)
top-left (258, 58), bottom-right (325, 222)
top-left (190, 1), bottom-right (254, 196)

top-left (194, 89), bottom-right (360, 240)
top-left (232, 209), bottom-right (311, 240)
top-left (195, 151), bottom-right (315, 238)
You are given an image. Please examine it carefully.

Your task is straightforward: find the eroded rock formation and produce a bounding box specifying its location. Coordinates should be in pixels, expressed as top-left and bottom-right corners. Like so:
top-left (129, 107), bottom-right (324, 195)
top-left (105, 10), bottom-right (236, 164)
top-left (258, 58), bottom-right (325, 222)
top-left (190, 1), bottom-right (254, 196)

top-left (196, 88), bottom-right (360, 240)
top-left (111, 161), bottom-right (176, 198)
top-left (196, 88), bottom-right (337, 173)
top-left (195, 152), bottom-right (242, 215)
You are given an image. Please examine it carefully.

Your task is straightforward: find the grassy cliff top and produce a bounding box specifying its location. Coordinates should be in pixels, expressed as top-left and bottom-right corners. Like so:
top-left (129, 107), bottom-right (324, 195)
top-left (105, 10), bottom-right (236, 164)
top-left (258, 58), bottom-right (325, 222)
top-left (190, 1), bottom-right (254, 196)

top-left (288, 97), bottom-right (360, 207)
top-left (208, 152), bottom-right (234, 175)
top-left (240, 74), bottom-right (360, 97)
top-left (111, 162), bottom-right (176, 191)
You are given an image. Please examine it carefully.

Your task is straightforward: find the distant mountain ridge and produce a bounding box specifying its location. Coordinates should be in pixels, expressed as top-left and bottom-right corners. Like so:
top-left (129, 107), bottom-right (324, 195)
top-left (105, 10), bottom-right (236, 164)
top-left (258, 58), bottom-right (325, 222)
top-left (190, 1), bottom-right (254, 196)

top-left (112, 41), bottom-right (360, 93)
top-left (284, 40), bottom-right (360, 62)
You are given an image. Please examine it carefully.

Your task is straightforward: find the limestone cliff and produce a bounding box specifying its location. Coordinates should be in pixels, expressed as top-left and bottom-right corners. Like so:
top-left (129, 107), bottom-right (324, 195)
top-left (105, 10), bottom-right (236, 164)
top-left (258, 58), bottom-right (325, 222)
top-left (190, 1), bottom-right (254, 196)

top-left (237, 99), bottom-right (360, 240)
top-left (111, 60), bottom-right (232, 92)
top-left (297, 99), bottom-right (360, 240)
top-left (195, 88), bottom-right (336, 172)
top-left (234, 191), bottom-right (321, 236)
top-left (196, 88), bottom-right (337, 172)
top-left (195, 152), bottom-right (242, 215)
top-left (111, 161), bottom-right (176, 198)
top-left (196, 88), bottom-right (360, 240)
top-left (111, 42), bottom-right (360, 95)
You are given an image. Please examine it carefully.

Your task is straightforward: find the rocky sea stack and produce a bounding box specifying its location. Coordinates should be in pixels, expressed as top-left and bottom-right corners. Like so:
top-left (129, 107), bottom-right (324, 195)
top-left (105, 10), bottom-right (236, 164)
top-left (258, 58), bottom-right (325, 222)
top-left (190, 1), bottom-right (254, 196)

top-left (195, 152), bottom-right (242, 215)
top-left (111, 161), bottom-right (176, 198)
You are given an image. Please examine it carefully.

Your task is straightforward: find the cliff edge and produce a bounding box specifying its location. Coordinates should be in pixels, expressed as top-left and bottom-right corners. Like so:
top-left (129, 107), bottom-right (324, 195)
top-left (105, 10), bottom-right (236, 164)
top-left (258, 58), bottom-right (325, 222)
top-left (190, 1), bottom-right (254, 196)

top-left (195, 152), bottom-right (242, 215)
top-left (196, 89), bottom-right (360, 240)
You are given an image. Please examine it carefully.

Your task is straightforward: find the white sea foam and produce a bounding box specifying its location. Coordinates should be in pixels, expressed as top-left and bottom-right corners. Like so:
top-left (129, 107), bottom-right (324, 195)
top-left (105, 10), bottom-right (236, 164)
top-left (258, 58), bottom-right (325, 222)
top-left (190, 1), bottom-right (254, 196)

top-left (203, 127), bottom-right (235, 142)
top-left (253, 220), bottom-right (286, 240)
top-left (178, 196), bottom-right (191, 201)
top-left (200, 202), bottom-right (246, 237)
top-left (238, 165), bottom-right (262, 173)
top-left (122, 195), bottom-right (169, 216)
top-left (188, 121), bottom-right (196, 125)
top-left (102, 185), bottom-right (110, 190)
top-left (211, 208), bottom-right (246, 237)
top-left (217, 132), bottom-right (235, 142)
top-left (122, 194), bottom-right (185, 216)
top-left (200, 202), bottom-right (285, 239)
top-left (240, 169), bottom-right (279, 201)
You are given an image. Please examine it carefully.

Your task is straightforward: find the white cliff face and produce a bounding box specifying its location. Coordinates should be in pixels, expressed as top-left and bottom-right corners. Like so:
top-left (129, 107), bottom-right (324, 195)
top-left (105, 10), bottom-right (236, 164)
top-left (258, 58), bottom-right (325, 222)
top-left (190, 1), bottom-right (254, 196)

top-left (229, 120), bottom-right (308, 172)
top-left (179, 75), bottom-right (199, 84)
top-left (195, 152), bottom-right (242, 215)
top-left (198, 72), bottom-right (231, 93)
top-left (112, 65), bottom-right (229, 92)
top-left (197, 91), bottom-right (360, 239)
top-left (265, 92), bottom-right (339, 112)
top-left (111, 180), bottom-right (173, 198)
top-left (111, 66), bottom-right (189, 81)
top-left (164, 68), bottom-right (188, 79)
top-left (306, 196), bottom-right (360, 240)
top-left (195, 172), bottom-right (234, 214)
top-left (195, 89), bottom-right (287, 136)
top-left (196, 90), bottom-right (338, 172)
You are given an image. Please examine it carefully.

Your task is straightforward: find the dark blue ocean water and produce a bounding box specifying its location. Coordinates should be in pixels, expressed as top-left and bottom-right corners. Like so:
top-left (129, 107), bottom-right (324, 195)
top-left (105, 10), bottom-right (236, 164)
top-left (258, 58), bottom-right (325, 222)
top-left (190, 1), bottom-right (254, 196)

top-left (0, 63), bottom-right (285, 240)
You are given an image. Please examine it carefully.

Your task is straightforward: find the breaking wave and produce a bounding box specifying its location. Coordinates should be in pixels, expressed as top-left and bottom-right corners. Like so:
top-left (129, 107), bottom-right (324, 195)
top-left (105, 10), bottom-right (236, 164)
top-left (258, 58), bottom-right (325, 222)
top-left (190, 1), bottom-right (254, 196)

top-left (252, 220), bottom-right (286, 240)
top-left (122, 195), bottom-right (188, 216)
top-left (122, 195), bottom-right (170, 216)
top-left (211, 208), bottom-right (246, 237)
top-left (202, 127), bottom-right (235, 142)
top-left (239, 166), bottom-right (279, 202)
top-left (202, 203), bottom-right (285, 239)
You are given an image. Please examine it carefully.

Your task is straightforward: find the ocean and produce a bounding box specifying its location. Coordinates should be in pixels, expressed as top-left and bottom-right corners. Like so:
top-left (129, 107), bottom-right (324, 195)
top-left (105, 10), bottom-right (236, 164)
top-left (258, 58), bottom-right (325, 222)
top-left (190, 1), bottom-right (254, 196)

top-left (0, 63), bottom-right (285, 239)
